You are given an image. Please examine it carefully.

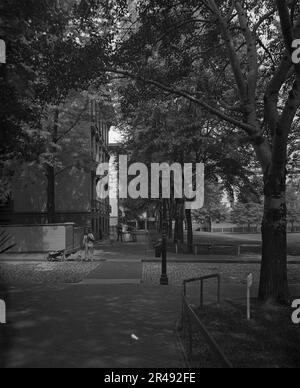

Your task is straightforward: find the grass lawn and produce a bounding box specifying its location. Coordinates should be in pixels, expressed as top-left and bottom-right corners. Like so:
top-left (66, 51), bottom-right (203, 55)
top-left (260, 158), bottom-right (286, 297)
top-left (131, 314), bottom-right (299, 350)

top-left (193, 299), bottom-right (300, 368)
top-left (143, 263), bottom-right (300, 285)
top-left (190, 232), bottom-right (300, 256)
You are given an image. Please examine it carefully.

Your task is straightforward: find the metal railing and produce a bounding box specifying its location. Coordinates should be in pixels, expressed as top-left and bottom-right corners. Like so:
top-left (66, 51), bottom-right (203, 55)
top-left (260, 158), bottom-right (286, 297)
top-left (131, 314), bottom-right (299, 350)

top-left (183, 274), bottom-right (221, 309)
top-left (178, 274), bottom-right (233, 369)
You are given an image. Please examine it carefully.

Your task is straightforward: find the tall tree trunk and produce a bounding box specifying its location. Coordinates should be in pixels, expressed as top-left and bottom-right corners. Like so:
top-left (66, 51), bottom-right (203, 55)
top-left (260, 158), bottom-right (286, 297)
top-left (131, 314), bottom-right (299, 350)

top-left (167, 199), bottom-right (173, 239)
top-left (158, 207), bottom-right (162, 233)
top-left (174, 216), bottom-right (179, 244)
top-left (291, 221), bottom-right (295, 233)
top-left (207, 216), bottom-right (212, 233)
top-left (174, 200), bottom-right (180, 243)
top-left (178, 202), bottom-right (184, 243)
top-left (258, 174), bottom-right (290, 303)
top-left (168, 217), bottom-right (173, 240)
top-left (185, 208), bottom-right (193, 253)
top-left (47, 165), bottom-right (56, 224)
top-left (46, 108), bottom-right (59, 224)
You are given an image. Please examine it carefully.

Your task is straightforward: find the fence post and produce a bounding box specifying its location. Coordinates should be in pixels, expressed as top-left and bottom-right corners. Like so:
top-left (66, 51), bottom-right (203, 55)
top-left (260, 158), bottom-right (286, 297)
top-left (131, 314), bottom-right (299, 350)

top-left (187, 312), bottom-right (193, 360)
top-left (217, 276), bottom-right (221, 305)
top-left (200, 280), bottom-right (204, 308)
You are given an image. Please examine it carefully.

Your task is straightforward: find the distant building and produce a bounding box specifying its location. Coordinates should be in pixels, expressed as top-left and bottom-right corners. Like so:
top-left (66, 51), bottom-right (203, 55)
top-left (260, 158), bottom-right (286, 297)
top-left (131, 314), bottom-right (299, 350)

top-left (107, 144), bottom-right (157, 232)
top-left (0, 98), bottom-right (112, 241)
top-left (108, 143), bottom-right (121, 230)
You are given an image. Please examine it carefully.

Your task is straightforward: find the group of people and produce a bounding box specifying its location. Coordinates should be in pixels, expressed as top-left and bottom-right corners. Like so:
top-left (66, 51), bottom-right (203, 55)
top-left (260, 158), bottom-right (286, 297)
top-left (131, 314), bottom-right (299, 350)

top-left (117, 223), bottom-right (137, 243)
top-left (82, 223), bottom-right (138, 261)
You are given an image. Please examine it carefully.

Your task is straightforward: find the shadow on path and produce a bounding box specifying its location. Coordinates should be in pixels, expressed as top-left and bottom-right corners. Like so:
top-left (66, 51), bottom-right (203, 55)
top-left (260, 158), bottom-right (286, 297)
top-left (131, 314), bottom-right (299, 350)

top-left (2, 284), bottom-right (183, 368)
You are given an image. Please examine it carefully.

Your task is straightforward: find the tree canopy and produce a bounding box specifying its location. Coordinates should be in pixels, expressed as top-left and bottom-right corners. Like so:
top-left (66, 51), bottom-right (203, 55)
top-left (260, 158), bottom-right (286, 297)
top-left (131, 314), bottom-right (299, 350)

top-left (2, 0), bottom-right (300, 302)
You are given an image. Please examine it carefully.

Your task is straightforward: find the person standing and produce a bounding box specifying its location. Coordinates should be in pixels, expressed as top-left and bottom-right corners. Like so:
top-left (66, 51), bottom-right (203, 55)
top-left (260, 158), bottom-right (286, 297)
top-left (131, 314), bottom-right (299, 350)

top-left (83, 228), bottom-right (95, 261)
top-left (117, 223), bottom-right (123, 243)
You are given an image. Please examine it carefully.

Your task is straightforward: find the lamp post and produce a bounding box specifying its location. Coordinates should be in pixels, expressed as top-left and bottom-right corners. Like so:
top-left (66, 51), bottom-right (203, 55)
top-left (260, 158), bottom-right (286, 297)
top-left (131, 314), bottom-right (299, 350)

top-left (160, 198), bottom-right (169, 285)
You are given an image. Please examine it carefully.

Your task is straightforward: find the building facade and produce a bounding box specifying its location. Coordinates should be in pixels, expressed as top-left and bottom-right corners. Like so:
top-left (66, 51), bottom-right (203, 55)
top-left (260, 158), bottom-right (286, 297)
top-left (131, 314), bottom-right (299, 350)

top-left (90, 100), bottom-right (111, 239)
top-left (0, 97), bottom-right (112, 241)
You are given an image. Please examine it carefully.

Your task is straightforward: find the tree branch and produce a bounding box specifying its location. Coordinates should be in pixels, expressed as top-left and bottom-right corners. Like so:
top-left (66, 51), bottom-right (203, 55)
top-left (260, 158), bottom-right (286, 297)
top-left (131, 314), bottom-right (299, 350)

top-left (276, 0), bottom-right (294, 54)
top-left (56, 101), bottom-right (89, 143)
top-left (206, 0), bottom-right (247, 102)
top-left (271, 74), bottom-right (300, 175)
top-left (155, 18), bottom-right (212, 44)
top-left (225, 1), bottom-right (235, 23)
top-left (106, 68), bottom-right (256, 135)
top-left (257, 37), bottom-right (277, 68)
top-left (279, 74), bottom-right (300, 137)
top-left (253, 8), bottom-right (276, 33)
top-left (264, 55), bottom-right (293, 136)
top-left (235, 1), bottom-right (258, 107)
top-left (55, 165), bottom-right (74, 177)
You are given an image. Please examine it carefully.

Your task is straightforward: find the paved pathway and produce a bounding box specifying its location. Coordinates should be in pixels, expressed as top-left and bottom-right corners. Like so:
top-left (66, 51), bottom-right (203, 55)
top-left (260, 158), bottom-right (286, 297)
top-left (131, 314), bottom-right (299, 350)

top-left (2, 240), bottom-right (299, 264)
top-left (0, 242), bottom-right (185, 368)
top-left (1, 241), bottom-right (300, 368)
top-left (1, 283), bottom-right (183, 368)
top-left (82, 261), bottom-right (143, 285)
top-left (80, 242), bottom-right (145, 285)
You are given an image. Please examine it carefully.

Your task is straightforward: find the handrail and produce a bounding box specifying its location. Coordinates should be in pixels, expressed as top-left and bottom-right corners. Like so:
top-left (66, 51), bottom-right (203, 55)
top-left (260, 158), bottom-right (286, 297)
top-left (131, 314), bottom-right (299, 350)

top-left (182, 298), bottom-right (233, 368)
top-left (183, 274), bottom-right (221, 308)
top-left (178, 274), bottom-right (233, 368)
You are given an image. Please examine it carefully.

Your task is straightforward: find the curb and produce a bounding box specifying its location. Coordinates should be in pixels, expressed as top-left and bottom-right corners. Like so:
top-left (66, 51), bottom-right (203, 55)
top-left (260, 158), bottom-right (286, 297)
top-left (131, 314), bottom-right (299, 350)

top-left (142, 259), bottom-right (300, 265)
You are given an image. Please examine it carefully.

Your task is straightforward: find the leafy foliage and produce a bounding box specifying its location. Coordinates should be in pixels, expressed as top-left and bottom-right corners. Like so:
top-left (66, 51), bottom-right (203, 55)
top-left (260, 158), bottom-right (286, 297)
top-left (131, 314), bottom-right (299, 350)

top-left (287, 182), bottom-right (300, 229)
top-left (193, 182), bottom-right (229, 225)
top-left (231, 202), bottom-right (264, 228)
top-left (0, 0), bottom-right (123, 201)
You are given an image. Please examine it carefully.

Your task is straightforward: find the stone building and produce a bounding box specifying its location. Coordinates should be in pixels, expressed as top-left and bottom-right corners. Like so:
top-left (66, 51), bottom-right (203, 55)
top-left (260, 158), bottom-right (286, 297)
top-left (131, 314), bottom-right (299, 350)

top-left (0, 96), bottom-right (112, 241)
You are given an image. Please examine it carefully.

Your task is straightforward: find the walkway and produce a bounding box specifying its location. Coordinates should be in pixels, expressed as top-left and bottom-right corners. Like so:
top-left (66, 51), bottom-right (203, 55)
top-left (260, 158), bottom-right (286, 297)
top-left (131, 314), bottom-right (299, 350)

top-left (1, 283), bottom-right (183, 368)
top-left (0, 241), bottom-right (186, 368)
top-left (78, 242), bottom-right (145, 285)
top-left (1, 241), bottom-right (300, 368)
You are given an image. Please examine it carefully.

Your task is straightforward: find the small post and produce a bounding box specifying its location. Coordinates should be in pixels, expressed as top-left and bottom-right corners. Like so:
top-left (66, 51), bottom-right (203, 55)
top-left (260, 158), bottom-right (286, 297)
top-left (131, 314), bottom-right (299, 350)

top-left (217, 275), bottom-right (221, 305)
top-left (200, 280), bottom-right (204, 308)
top-left (188, 316), bottom-right (193, 359)
top-left (247, 273), bottom-right (253, 321)
top-left (160, 199), bottom-right (169, 285)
